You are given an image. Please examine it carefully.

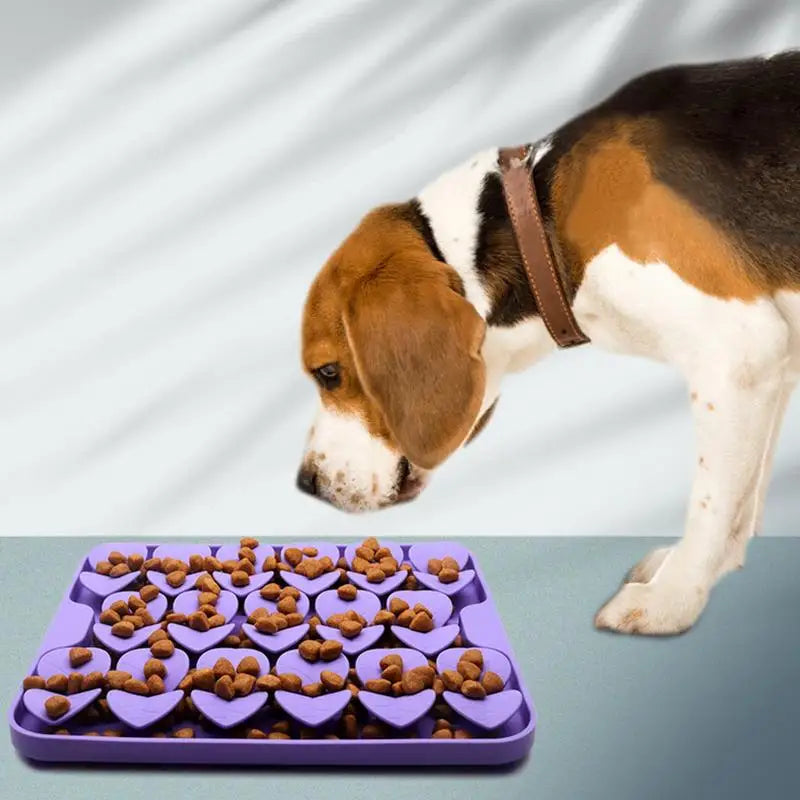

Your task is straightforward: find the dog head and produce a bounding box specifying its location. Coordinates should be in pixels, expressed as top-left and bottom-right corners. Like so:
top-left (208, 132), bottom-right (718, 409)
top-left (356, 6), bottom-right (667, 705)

top-left (298, 204), bottom-right (491, 511)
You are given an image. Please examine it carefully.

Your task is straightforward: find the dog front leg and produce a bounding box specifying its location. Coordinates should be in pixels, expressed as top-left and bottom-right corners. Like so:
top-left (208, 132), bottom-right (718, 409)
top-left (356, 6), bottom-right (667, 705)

top-left (596, 322), bottom-right (789, 635)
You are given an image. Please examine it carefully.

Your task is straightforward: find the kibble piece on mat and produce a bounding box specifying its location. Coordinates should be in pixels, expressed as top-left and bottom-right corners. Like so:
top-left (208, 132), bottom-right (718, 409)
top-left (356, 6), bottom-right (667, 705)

top-left (44, 695), bottom-right (70, 719)
top-left (68, 647), bottom-right (92, 668)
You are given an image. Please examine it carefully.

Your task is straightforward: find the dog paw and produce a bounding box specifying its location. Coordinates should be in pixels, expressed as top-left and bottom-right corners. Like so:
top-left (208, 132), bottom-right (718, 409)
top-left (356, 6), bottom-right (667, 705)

top-left (625, 546), bottom-right (672, 584)
top-left (594, 581), bottom-right (707, 636)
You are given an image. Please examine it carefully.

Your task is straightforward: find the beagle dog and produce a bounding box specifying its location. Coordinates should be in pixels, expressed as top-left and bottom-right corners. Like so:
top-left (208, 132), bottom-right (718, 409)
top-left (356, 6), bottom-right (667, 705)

top-left (298, 53), bottom-right (800, 635)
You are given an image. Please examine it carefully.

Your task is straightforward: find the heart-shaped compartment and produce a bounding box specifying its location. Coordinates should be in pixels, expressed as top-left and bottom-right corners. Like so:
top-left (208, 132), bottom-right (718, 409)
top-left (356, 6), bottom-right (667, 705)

top-left (443, 689), bottom-right (523, 731)
top-left (314, 623), bottom-right (384, 656)
top-left (278, 542), bottom-right (341, 596)
top-left (86, 541), bottom-right (151, 570)
top-left (344, 540), bottom-right (405, 568)
top-left (172, 589), bottom-right (238, 621)
top-left (211, 572), bottom-right (274, 597)
top-left (36, 646), bottom-right (112, 679)
top-left (436, 646), bottom-right (521, 730)
top-left (102, 590), bottom-right (168, 623)
top-left (196, 647), bottom-right (270, 676)
top-left (274, 649), bottom-right (349, 686)
top-left (346, 571), bottom-right (407, 596)
top-left (187, 647), bottom-right (272, 729)
top-left (191, 689), bottom-right (269, 730)
top-left (79, 570), bottom-right (139, 597)
top-left (274, 689), bottom-right (351, 728)
top-left (272, 649), bottom-right (350, 727)
top-left (435, 647), bottom-right (513, 685)
top-left (344, 541), bottom-right (408, 595)
top-left (355, 648), bottom-right (436, 728)
top-left (167, 589), bottom-right (238, 653)
top-left (93, 621), bottom-right (163, 654)
top-left (387, 590), bottom-right (460, 655)
top-left (152, 543), bottom-right (212, 563)
top-left (214, 543), bottom-right (275, 570)
top-left (243, 588), bottom-right (311, 620)
top-left (23, 688), bottom-right (102, 725)
top-left (79, 542), bottom-right (148, 597)
top-left (408, 542), bottom-right (471, 571)
top-left (241, 622), bottom-right (309, 655)
top-left (146, 570), bottom-right (209, 598)
top-left (412, 569), bottom-right (476, 596)
top-left (408, 541), bottom-right (475, 596)
top-left (117, 647), bottom-right (191, 692)
top-left (212, 543), bottom-right (276, 596)
top-left (145, 543), bottom-right (212, 597)
top-left (313, 588), bottom-right (383, 655)
top-left (106, 689), bottom-right (184, 730)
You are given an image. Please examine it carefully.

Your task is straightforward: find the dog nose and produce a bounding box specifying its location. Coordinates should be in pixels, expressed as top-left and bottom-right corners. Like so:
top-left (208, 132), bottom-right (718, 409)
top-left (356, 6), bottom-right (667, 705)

top-left (296, 466), bottom-right (318, 496)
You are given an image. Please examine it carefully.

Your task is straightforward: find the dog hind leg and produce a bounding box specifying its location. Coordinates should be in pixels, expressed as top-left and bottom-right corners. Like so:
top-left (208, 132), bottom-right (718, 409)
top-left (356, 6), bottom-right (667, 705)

top-left (628, 379), bottom-right (795, 585)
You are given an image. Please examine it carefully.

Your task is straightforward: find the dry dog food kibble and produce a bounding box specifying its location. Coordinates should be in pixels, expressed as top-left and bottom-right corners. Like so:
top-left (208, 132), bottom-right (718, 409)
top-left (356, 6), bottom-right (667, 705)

top-left (255, 674), bottom-right (281, 692)
top-left (337, 584), bottom-right (357, 601)
top-left (82, 671), bottom-right (105, 691)
top-left (150, 639), bottom-right (175, 659)
top-left (259, 582), bottom-right (281, 601)
top-left (278, 673), bottom-right (302, 693)
top-left (123, 678), bottom-right (150, 696)
top-left (68, 647), bottom-right (92, 668)
top-left (236, 656), bottom-right (260, 677)
top-left (460, 649), bottom-right (483, 668)
top-left (230, 570), bottom-right (250, 587)
top-left (461, 679), bottom-right (486, 699)
top-left (441, 669), bottom-right (463, 692)
top-left (22, 675), bottom-right (46, 690)
top-left (233, 674), bottom-right (256, 696)
top-left (428, 555), bottom-right (461, 585)
top-left (166, 570), bottom-right (186, 588)
top-left (111, 621), bottom-right (134, 638)
top-left (192, 669), bottom-right (215, 692)
top-left (214, 675), bottom-right (236, 700)
top-left (139, 584), bottom-right (160, 603)
top-left (298, 640), bottom-right (321, 663)
top-left (481, 671), bottom-right (505, 695)
top-left (319, 639), bottom-right (343, 661)
top-left (320, 670), bottom-right (345, 692)
top-left (143, 658), bottom-right (166, 679)
top-left (44, 695), bottom-right (70, 720)
top-left (106, 670), bottom-right (132, 690)
top-left (348, 538), bottom-right (399, 584)
top-left (213, 658), bottom-right (236, 680)
top-left (45, 674), bottom-right (68, 693)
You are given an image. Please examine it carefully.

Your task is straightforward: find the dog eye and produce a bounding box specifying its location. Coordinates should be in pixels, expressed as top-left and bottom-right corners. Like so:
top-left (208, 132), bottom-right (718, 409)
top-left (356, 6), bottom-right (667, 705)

top-left (313, 362), bottom-right (341, 390)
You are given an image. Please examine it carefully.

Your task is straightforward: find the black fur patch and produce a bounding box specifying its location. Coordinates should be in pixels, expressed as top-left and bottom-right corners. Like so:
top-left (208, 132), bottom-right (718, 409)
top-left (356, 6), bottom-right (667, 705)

top-left (396, 199), bottom-right (447, 263)
top-left (475, 173), bottom-right (538, 327)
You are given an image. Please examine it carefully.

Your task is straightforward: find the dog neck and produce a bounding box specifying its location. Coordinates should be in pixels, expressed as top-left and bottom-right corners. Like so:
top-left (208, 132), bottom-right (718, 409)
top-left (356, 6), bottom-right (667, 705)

top-left (416, 144), bottom-right (562, 376)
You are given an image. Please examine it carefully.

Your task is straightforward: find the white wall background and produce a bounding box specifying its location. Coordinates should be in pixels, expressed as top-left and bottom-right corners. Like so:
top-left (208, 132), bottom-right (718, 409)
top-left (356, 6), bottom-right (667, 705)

top-left (0, 0), bottom-right (797, 537)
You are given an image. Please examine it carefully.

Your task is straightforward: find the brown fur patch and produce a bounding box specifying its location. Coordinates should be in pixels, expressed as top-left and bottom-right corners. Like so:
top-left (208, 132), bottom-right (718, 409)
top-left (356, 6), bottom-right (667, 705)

top-left (550, 120), bottom-right (771, 300)
top-left (302, 206), bottom-right (486, 469)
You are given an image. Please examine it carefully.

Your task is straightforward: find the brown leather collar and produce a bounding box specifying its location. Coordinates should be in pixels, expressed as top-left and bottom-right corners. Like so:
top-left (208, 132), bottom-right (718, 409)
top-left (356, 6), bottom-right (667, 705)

top-left (498, 145), bottom-right (589, 348)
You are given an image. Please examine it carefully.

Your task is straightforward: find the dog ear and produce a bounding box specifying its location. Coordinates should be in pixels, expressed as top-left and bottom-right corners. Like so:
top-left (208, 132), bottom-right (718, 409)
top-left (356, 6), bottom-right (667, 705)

top-left (344, 253), bottom-right (486, 470)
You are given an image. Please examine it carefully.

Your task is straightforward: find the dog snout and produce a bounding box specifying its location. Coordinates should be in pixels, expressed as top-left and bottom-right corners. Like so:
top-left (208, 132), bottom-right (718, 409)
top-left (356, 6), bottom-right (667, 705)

top-left (296, 466), bottom-right (318, 496)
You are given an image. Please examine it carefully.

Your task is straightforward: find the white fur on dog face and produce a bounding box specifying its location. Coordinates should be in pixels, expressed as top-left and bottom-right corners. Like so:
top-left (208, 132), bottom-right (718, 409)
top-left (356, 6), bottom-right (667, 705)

top-left (302, 402), bottom-right (405, 511)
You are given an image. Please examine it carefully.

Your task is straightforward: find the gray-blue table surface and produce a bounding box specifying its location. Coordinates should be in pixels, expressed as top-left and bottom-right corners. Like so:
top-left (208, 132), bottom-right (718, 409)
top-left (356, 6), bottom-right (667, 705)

top-left (2, 537), bottom-right (798, 800)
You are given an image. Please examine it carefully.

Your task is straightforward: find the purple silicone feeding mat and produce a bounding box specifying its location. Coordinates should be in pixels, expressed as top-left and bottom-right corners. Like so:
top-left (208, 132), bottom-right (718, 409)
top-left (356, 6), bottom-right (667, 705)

top-left (9, 540), bottom-right (535, 766)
